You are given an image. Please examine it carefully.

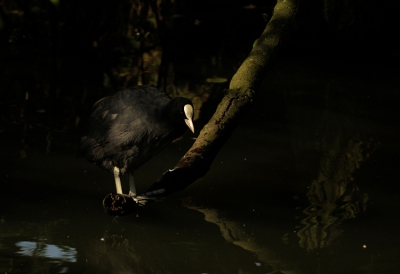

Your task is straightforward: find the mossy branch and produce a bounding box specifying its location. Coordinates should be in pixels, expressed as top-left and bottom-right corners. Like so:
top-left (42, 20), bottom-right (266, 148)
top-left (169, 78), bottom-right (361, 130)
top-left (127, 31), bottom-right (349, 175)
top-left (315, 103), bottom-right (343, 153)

top-left (147, 0), bottom-right (299, 196)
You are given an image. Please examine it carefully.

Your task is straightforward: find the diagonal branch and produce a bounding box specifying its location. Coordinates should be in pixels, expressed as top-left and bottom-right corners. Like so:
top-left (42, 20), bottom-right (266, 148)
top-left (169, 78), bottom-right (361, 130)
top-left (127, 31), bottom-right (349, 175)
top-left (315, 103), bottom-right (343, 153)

top-left (146, 0), bottom-right (300, 197)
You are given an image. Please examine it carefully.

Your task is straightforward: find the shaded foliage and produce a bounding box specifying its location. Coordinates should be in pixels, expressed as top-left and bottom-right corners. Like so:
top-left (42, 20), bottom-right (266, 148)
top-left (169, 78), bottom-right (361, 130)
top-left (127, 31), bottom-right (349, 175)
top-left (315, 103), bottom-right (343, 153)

top-left (0, 0), bottom-right (272, 154)
top-left (0, 0), bottom-right (399, 156)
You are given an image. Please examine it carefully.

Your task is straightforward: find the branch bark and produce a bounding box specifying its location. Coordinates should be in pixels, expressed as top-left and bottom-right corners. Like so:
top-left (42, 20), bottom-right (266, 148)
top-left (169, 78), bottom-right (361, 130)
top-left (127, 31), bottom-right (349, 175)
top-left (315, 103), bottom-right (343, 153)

top-left (146, 0), bottom-right (300, 197)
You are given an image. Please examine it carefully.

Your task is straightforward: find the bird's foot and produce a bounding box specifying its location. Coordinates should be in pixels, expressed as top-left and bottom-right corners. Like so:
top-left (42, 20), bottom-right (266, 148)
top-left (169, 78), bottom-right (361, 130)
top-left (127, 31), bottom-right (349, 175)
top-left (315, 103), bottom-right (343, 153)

top-left (131, 195), bottom-right (157, 206)
top-left (128, 188), bottom-right (165, 206)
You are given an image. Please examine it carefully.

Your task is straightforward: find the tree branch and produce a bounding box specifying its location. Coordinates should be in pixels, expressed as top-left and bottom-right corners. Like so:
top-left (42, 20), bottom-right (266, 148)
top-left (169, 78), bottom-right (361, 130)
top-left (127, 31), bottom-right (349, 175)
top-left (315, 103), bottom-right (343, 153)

top-left (146, 0), bottom-right (299, 197)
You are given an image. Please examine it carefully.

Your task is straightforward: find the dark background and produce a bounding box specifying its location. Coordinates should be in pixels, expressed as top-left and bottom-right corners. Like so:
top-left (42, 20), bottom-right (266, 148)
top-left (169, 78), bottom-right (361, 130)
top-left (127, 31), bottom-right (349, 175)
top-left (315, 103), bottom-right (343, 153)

top-left (1, 1), bottom-right (400, 273)
top-left (1, 0), bottom-right (399, 154)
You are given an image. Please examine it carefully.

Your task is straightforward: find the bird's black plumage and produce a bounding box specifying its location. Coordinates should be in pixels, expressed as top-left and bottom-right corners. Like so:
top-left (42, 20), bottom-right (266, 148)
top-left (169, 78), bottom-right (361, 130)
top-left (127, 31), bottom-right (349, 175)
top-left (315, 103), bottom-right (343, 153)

top-left (77, 86), bottom-right (194, 176)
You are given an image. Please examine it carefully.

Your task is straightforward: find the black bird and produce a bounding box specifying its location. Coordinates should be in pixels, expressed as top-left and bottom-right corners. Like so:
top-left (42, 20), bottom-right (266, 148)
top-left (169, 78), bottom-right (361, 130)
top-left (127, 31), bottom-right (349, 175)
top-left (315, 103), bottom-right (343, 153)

top-left (77, 86), bottom-right (194, 202)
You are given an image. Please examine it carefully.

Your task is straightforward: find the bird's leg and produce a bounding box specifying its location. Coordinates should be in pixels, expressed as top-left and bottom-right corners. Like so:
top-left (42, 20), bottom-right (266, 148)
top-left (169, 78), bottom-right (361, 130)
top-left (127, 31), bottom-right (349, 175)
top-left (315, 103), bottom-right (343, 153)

top-left (129, 173), bottom-right (136, 197)
top-left (113, 167), bottom-right (123, 194)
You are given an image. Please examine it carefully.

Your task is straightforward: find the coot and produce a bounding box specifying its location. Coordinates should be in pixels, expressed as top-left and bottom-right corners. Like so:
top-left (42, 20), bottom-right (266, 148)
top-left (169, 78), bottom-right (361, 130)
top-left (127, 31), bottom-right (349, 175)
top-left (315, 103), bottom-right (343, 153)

top-left (78, 86), bottom-right (194, 201)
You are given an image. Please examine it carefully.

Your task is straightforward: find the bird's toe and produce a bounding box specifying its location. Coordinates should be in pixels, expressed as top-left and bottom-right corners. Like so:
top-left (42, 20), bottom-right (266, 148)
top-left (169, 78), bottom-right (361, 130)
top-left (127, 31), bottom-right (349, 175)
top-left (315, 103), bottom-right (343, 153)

top-left (125, 188), bottom-right (166, 206)
top-left (132, 195), bottom-right (156, 206)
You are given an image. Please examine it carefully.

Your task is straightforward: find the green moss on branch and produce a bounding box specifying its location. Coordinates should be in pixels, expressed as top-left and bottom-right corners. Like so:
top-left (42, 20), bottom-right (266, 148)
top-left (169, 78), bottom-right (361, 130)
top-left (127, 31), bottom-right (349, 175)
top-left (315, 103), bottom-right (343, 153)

top-left (147, 0), bottom-right (299, 196)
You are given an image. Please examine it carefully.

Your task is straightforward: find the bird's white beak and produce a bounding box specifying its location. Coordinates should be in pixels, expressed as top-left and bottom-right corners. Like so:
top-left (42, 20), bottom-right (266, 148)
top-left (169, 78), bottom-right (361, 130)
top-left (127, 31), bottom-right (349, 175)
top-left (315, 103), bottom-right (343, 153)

top-left (184, 104), bottom-right (195, 133)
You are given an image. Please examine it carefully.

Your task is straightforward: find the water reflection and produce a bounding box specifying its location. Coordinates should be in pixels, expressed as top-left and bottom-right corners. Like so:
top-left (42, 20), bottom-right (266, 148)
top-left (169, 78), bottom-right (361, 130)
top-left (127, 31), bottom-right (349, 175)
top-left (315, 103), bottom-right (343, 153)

top-left (16, 240), bottom-right (76, 263)
top-left (298, 138), bottom-right (374, 251)
top-left (0, 218), bottom-right (77, 273)
top-left (183, 198), bottom-right (281, 273)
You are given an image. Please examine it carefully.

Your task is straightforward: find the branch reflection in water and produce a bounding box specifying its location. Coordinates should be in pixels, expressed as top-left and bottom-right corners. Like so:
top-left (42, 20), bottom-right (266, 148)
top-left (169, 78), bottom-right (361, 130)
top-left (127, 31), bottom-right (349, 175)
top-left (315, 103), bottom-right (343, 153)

top-left (298, 137), bottom-right (376, 251)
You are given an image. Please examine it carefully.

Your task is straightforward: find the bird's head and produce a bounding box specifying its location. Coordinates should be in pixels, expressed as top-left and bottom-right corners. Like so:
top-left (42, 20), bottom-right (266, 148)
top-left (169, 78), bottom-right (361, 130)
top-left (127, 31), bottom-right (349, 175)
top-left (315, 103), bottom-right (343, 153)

top-left (168, 97), bottom-right (195, 133)
top-left (183, 104), bottom-right (195, 133)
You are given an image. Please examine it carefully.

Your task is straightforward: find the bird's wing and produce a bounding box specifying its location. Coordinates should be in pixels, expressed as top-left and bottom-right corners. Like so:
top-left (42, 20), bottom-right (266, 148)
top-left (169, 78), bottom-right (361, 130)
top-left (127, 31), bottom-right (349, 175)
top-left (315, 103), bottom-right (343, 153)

top-left (78, 87), bottom-right (170, 161)
top-left (77, 96), bottom-right (114, 159)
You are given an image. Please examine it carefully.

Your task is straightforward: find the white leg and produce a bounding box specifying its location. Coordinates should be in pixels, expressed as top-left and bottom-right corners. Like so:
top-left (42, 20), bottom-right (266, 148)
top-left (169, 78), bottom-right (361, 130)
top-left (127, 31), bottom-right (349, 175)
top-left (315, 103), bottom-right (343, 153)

top-left (129, 173), bottom-right (136, 197)
top-left (113, 167), bottom-right (123, 194)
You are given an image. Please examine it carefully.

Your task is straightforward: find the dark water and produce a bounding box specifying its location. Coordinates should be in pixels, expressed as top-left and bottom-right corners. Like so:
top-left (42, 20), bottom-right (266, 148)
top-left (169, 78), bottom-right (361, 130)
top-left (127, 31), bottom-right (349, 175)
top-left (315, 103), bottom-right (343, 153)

top-left (1, 61), bottom-right (400, 274)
